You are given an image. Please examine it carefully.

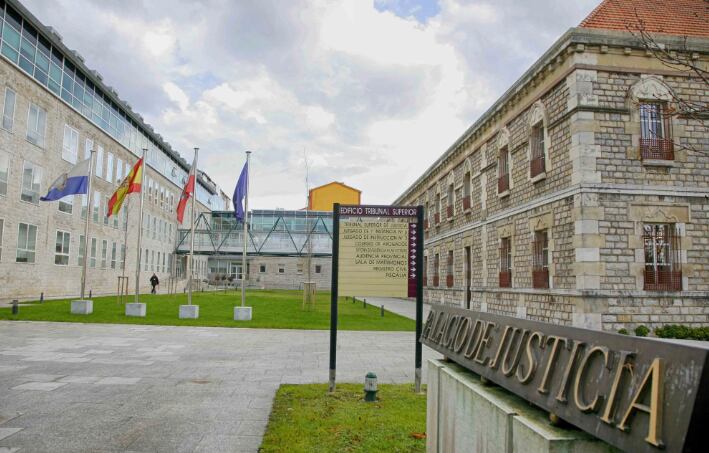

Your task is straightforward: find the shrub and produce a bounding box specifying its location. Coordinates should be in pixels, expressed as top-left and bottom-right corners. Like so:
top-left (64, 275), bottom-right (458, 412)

top-left (654, 325), bottom-right (709, 341)
top-left (617, 328), bottom-right (629, 335)
top-left (634, 325), bottom-right (650, 337)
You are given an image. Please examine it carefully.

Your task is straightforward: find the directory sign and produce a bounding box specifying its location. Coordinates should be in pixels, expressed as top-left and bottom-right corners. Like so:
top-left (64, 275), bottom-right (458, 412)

top-left (337, 205), bottom-right (419, 297)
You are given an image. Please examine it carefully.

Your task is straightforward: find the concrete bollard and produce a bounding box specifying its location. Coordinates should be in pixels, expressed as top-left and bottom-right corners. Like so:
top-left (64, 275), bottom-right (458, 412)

top-left (40, 292), bottom-right (44, 303)
top-left (381, 305), bottom-right (384, 317)
top-left (12, 300), bottom-right (19, 315)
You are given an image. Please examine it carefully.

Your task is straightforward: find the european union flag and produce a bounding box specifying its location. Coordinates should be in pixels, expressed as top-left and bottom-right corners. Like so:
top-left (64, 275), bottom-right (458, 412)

top-left (233, 161), bottom-right (248, 222)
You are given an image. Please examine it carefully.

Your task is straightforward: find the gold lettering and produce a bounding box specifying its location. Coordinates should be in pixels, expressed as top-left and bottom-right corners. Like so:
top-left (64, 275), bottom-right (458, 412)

top-left (442, 315), bottom-right (461, 347)
top-left (426, 310), bottom-right (444, 341)
top-left (430, 313), bottom-right (448, 344)
top-left (573, 346), bottom-right (609, 413)
top-left (617, 358), bottom-right (664, 448)
top-left (473, 321), bottom-right (496, 366)
top-left (489, 326), bottom-right (514, 370)
top-left (420, 311), bottom-right (436, 341)
top-left (517, 331), bottom-right (544, 384)
top-left (501, 329), bottom-right (529, 377)
top-left (452, 317), bottom-right (472, 353)
top-left (463, 319), bottom-right (485, 359)
top-left (555, 340), bottom-right (584, 404)
top-left (537, 336), bottom-right (567, 394)
top-left (600, 351), bottom-right (635, 425)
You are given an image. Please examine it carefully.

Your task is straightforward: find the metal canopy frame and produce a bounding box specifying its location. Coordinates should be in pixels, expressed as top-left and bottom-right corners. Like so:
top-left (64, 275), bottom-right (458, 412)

top-left (175, 211), bottom-right (333, 257)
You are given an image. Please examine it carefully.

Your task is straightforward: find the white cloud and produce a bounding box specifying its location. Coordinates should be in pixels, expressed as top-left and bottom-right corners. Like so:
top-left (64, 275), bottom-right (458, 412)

top-left (24, 0), bottom-right (600, 209)
top-left (163, 82), bottom-right (189, 112)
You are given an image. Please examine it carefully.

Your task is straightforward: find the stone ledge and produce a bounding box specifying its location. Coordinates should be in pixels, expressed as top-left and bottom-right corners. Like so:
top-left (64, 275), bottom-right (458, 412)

top-left (427, 359), bottom-right (619, 453)
top-left (641, 159), bottom-right (677, 168)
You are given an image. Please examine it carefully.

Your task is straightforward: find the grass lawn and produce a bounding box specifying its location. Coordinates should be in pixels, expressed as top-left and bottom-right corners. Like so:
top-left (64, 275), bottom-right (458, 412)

top-left (260, 383), bottom-right (426, 453)
top-left (0, 289), bottom-right (415, 331)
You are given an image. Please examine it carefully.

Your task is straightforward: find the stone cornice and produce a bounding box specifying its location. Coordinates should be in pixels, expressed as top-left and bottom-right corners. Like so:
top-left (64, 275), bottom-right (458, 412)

top-left (424, 183), bottom-right (709, 246)
top-left (430, 286), bottom-right (709, 299)
top-left (395, 27), bottom-right (709, 205)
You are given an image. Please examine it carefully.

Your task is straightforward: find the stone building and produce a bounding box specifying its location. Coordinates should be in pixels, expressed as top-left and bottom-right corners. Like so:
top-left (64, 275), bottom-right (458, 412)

top-left (395, 0), bottom-right (709, 331)
top-left (0, 0), bottom-right (228, 301)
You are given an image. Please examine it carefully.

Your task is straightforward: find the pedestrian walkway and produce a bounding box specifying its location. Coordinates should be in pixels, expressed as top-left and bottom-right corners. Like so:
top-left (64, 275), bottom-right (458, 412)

top-left (0, 321), bottom-right (439, 452)
top-left (362, 297), bottom-right (431, 321)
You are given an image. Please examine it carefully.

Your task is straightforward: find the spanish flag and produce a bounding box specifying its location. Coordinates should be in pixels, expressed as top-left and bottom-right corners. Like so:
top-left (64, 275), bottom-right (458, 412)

top-left (107, 157), bottom-right (143, 217)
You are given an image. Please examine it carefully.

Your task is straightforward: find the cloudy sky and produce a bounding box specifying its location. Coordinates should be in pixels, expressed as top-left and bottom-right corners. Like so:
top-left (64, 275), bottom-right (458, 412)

top-left (26, 0), bottom-right (599, 209)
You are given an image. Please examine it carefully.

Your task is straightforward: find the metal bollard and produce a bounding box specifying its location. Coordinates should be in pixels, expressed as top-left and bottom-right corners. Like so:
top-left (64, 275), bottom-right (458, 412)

top-left (12, 300), bottom-right (19, 315)
top-left (89, 290), bottom-right (92, 298)
top-left (363, 298), bottom-right (367, 308)
top-left (380, 305), bottom-right (384, 317)
top-left (40, 292), bottom-right (44, 303)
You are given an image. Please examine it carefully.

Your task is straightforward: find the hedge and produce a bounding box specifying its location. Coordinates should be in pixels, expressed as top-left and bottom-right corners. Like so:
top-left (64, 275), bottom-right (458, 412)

top-left (654, 325), bottom-right (709, 341)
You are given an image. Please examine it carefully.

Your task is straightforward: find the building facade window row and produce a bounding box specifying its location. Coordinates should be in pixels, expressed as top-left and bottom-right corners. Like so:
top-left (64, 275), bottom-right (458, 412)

top-left (423, 221), bottom-right (682, 292)
top-left (0, 1), bottom-right (222, 208)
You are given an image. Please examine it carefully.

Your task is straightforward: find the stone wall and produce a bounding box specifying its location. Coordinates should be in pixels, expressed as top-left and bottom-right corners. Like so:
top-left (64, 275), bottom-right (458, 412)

top-left (403, 35), bottom-right (709, 332)
top-left (248, 255), bottom-right (332, 290)
top-left (427, 359), bottom-right (617, 453)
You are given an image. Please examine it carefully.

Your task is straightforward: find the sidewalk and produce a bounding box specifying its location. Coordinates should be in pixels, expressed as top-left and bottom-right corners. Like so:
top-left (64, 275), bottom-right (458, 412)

top-left (358, 297), bottom-right (431, 321)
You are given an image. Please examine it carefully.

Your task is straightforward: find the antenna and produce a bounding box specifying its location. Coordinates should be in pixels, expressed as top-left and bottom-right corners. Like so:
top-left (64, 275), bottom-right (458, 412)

top-left (303, 148), bottom-right (315, 309)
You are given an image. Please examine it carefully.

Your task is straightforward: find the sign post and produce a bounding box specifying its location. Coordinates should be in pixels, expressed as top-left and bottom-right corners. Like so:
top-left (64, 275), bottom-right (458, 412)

top-left (329, 204), bottom-right (423, 393)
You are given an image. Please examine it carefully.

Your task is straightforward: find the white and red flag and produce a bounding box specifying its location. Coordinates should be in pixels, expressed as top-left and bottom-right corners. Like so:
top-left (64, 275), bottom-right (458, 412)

top-left (177, 154), bottom-right (197, 224)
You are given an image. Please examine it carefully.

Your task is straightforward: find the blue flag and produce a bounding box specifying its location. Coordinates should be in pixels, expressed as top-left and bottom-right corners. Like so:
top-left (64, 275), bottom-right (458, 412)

top-left (40, 157), bottom-right (91, 201)
top-left (233, 161), bottom-right (248, 222)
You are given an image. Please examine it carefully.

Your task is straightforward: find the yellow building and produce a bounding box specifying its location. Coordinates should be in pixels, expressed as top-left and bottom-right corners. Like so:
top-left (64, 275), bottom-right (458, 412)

top-left (308, 181), bottom-right (361, 211)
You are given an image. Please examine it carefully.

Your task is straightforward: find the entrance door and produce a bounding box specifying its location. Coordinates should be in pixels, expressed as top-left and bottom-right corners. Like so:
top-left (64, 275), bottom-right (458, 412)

top-left (464, 246), bottom-right (471, 309)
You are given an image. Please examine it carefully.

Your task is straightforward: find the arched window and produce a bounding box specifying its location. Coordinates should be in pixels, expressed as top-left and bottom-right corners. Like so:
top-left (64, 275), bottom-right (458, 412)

top-left (446, 172), bottom-right (455, 219)
top-left (497, 128), bottom-right (511, 195)
top-left (629, 77), bottom-right (675, 161)
top-left (434, 189), bottom-right (441, 225)
top-left (528, 101), bottom-right (549, 180)
top-left (462, 159), bottom-right (472, 211)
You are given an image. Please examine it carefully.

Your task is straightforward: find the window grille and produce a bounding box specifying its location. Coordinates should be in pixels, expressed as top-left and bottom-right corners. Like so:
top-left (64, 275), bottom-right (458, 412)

top-left (640, 103), bottom-right (674, 160)
top-left (499, 237), bottom-right (512, 288)
top-left (498, 147), bottom-right (510, 193)
top-left (530, 123), bottom-right (545, 178)
top-left (532, 230), bottom-right (549, 289)
top-left (643, 224), bottom-right (682, 291)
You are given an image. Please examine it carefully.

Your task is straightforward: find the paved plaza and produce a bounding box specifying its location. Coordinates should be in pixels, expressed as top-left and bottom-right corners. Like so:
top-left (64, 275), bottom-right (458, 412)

top-left (0, 309), bottom-right (438, 453)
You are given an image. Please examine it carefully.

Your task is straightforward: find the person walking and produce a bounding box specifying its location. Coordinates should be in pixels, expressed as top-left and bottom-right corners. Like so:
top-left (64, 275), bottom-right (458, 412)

top-left (150, 273), bottom-right (160, 294)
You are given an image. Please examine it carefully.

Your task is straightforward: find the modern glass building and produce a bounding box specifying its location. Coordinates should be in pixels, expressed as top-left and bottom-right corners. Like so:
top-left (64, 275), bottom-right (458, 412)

top-left (0, 0), bottom-right (225, 209)
top-left (0, 0), bottom-right (227, 300)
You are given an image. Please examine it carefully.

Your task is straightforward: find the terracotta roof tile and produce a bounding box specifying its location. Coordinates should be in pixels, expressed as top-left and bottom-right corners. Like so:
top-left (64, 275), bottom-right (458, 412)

top-left (580, 0), bottom-right (709, 38)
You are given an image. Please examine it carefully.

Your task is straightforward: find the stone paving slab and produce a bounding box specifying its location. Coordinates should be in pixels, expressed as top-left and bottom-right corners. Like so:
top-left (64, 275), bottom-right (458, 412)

top-left (0, 321), bottom-right (440, 452)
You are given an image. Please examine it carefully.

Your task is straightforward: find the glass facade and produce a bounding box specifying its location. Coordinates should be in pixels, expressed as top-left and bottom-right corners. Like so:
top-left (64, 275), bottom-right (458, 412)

top-left (0, 2), bottom-right (224, 209)
top-left (178, 210), bottom-right (334, 257)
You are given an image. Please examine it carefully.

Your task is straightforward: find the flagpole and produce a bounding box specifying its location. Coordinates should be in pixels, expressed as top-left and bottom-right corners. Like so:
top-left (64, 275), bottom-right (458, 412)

top-left (134, 148), bottom-right (147, 303)
top-left (80, 150), bottom-right (96, 300)
top-left (121, 198), bottom-right (129, 279)
top-left (241, 151), bottom-right (251, 307)
top-left (187, 148), bottom-right (198, 306)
